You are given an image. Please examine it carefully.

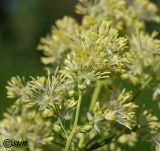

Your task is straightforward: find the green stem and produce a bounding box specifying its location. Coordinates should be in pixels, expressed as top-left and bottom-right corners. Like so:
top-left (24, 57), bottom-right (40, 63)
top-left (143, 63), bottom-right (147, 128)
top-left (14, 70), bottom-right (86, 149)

top-left (58, 118), bottom-right (68, 137)
top-left (65, 90), bottom-right (83, 151)
top-left (89, 81), bottom-right (102, 111)
top-left (132, 77), bottom-right (152, 101)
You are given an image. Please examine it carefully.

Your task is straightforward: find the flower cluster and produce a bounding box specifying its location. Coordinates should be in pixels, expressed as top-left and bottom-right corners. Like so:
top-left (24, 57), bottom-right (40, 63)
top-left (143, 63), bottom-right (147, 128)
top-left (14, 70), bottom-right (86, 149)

top-left (0, 101), bottom-right (53, 151)
top-left (76, 0), bottom-right (160, 32)
top-left (1, 0), bottom-right (160, 151)
top-left (63, 20), bottom-right (127, 86)
top-left (6, 73), bottom-right (77, 120)
top-left (138, 110), bottom-right (160, 151)
top-left (75, 89), bottom-right (137, 150)
top-left (122, 31), bottom-right (160, 84)
top-left (38, 17), bottom-right (79, 65)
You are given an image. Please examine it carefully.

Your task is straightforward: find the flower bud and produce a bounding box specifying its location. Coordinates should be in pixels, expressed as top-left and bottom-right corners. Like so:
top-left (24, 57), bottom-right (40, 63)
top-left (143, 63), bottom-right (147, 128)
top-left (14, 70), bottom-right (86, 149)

top-left (53, 124), bottom-right (61, 132)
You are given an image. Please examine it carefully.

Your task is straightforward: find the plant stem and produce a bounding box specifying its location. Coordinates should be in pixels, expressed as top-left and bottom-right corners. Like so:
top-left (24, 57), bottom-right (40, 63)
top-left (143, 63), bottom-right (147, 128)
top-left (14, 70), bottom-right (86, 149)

top-left (89, 81), bottom-right (102, 111)
top-left (65, 90), bottom-right (82, 151)
top-left (58, 118), bottom-right (68, 137)
top-left (132, 77), bottom-right (152, 102)
top-left (85, 134), bottom-right (115, 151)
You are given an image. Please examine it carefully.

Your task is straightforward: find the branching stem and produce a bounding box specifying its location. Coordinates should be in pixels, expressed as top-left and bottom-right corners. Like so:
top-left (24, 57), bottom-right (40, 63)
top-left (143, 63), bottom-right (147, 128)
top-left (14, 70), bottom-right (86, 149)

top-left (132, 77), bottom-right (152, 101)
top-left (65, 90), bottom-right (83, 151)
top-left (58, 118), bottom-right (68, 137)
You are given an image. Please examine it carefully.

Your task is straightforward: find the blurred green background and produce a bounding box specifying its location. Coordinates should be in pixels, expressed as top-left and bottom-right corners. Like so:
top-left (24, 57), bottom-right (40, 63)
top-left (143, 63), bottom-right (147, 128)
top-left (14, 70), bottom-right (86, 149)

top-left (0, 0), bottom-right (159, 150)
top-left (0, 0), bottom-right (78, 118)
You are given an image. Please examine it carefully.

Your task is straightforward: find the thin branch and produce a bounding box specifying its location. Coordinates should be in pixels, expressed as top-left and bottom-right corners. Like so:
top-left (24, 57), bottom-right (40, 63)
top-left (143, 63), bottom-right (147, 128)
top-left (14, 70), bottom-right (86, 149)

top-left (65, 90), bottom-right (83, 151)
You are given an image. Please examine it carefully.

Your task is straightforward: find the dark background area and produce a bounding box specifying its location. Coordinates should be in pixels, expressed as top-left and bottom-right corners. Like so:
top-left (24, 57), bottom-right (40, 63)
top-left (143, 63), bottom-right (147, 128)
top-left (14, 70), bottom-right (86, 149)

top-left (0, 1), bottom-right (160, 150)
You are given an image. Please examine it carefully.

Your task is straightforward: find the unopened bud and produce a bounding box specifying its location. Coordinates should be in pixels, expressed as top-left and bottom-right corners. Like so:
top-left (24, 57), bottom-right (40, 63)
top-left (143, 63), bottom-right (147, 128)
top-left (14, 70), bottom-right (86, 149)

top-left (53, 124), bottom-right (61, 132)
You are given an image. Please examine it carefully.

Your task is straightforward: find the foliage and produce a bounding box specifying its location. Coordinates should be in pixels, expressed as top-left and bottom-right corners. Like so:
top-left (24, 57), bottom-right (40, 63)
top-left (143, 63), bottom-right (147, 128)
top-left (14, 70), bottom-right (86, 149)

top-left (0, 0), bottom-right (160, 151)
